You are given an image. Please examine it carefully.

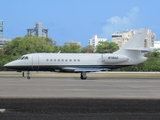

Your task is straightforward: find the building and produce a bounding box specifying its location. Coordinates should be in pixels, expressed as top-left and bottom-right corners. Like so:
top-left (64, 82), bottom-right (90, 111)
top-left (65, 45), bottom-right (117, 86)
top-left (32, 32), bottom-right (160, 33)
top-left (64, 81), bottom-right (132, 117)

top-left (0, 20), bottom-right (11, 48)
top-left (112, 30), bottom-right (136, 48)
top-left (0, 20), bottom-right (3, 38)
top-left (154, 41), bottom-right (160, 48)
top-left (89, 35), bottom-right (107, 49)
top-left (145, 29), bottom-right (156, 47)
top-left (27, 22), bottom-right (48, 38)
top-left (64, 40), bottom-right (81, 46)
top-left (0, 38), bottom-right (11, 48)
top-left (112, 29), bottom-right (156, 48)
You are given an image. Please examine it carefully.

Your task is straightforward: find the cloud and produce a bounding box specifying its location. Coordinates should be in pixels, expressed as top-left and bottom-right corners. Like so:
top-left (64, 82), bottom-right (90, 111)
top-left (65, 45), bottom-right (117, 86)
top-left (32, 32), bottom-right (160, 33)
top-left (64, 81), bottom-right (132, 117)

top-left (101, 7), bottom-right (139, 40)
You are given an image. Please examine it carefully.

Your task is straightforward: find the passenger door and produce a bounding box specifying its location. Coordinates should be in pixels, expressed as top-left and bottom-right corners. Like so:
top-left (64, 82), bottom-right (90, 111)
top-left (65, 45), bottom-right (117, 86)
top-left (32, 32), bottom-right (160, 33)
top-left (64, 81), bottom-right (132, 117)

top-left (32, 56), bottom-right (39, 70)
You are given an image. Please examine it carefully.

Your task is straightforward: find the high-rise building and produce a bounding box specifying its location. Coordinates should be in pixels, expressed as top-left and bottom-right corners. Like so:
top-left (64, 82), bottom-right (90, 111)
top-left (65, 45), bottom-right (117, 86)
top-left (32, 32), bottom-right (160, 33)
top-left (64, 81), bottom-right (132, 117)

top-left (0, 38), bottom-right (11, 48)
top-left (89, 35), bottom-right (107, 49)
top-left (27, 22), bottom-right (48, 38)
top-left (154, 41), bottom-right (160, 48)
top-left (0, 20), bottom-right (3, 38)
top-left (0, 20), bottom-right (11, 48)
top-left (112, 29), bottom-right (156, 48)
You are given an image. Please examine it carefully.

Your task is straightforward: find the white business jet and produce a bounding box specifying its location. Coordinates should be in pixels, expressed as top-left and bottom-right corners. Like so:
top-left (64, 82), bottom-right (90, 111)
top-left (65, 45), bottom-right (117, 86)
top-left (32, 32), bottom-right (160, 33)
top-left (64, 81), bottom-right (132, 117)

top-left (4, 29), bottom-right (150, 79)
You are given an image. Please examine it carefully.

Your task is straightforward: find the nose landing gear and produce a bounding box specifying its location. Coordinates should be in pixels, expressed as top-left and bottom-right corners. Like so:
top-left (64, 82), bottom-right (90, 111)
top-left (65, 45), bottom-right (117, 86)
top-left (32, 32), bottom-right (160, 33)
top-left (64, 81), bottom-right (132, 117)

top-left (22, 71), bottom-right (30, 79)
top-left (27, 71), bottom-right (30, 79)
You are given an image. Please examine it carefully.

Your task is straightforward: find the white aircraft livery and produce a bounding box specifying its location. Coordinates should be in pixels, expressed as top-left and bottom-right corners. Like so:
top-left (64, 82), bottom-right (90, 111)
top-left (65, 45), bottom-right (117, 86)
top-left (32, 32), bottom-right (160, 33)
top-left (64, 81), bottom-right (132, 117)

top-left (4, 29), bottom-right (150, 79)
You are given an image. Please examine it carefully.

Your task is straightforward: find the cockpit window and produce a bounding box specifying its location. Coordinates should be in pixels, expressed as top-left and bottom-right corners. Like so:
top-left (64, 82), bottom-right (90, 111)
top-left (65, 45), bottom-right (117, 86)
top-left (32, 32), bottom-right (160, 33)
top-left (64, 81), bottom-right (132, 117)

top-left (24, 56), bottom-right (28, 60)
top-left (18, 56), bottom-right (28, 60)
top-left (21, 57), bottom-right (25, 60)
top-left (18, 56), bottom-right (24, 60)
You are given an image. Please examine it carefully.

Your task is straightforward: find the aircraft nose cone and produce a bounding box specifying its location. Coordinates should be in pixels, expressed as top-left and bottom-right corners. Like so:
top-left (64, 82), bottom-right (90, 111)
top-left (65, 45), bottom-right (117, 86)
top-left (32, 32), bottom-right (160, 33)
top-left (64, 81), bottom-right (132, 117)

top-left (4, 62), bottom-right (13, 68)
top-left (4, 63), bottom-right (10, 68)
top-left (4, 63), bottom-right (8, 67)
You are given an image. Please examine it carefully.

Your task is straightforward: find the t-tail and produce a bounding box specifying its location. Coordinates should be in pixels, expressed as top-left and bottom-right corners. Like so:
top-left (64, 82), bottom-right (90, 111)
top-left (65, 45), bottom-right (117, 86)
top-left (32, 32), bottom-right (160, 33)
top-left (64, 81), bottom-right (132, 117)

top-left (113, 29), bottom-right (149, 64)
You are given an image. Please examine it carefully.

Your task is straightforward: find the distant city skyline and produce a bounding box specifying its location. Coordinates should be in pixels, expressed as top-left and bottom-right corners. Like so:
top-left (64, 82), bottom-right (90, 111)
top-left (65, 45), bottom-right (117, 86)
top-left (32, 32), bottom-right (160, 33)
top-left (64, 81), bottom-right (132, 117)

top-left (1, 20), bottom-right (157, 47)
top-left (1, 0), bottom-right (160, 46)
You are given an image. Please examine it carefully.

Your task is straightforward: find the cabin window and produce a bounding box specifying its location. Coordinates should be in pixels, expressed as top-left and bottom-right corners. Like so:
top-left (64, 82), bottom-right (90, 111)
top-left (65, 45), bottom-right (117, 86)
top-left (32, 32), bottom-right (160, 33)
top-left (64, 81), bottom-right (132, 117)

top-left (45, 58), bottom-right (81, 62)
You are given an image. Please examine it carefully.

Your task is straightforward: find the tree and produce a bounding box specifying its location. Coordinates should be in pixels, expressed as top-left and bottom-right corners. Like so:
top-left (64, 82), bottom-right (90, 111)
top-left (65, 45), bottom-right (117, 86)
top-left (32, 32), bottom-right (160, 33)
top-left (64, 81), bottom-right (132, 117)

top-left (59, 43), bottom-right (81, 53)
top-left (81, 45), bottom-right (94, 53)
top-left (44, 37), bottom-right (56, 46)
top-left (95, 41), bottom-right (119, 53)
top-left (108, 42), bottom-right (119, 53)
top-left (3, 36), bottom-right (56, 56)
top-left (0, 36), bottom-right (57, 70)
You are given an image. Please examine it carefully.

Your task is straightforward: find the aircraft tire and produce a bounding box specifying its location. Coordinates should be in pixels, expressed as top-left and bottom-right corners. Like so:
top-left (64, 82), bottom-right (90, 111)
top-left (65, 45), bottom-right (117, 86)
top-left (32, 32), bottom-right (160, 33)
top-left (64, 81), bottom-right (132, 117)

top-left (27, 76), bottom-right (30, 80)
top-left (80, 76), bottom-right (87, 80)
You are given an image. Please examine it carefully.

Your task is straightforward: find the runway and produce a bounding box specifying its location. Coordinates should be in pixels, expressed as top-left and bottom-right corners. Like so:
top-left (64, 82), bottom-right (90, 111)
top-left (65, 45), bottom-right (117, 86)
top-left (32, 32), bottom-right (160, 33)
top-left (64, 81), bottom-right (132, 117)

top-left (0, 77), bottom-right (160, 119)
top-left (0, 77), bottom-right (160, 99)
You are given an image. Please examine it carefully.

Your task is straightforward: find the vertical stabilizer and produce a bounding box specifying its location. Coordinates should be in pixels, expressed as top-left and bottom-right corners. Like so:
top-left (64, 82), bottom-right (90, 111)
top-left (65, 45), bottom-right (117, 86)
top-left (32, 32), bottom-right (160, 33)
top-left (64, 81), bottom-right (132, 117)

top-left (114, 29), bottom-right (148, 56)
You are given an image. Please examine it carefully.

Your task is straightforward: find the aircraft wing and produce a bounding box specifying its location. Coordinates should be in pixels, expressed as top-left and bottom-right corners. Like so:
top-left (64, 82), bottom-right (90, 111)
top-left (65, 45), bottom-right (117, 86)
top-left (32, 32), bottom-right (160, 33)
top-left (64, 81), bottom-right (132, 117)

top-left (74, 68), bottom-right (101, 72)
top-left (62, 67), bottom-right (109, 72)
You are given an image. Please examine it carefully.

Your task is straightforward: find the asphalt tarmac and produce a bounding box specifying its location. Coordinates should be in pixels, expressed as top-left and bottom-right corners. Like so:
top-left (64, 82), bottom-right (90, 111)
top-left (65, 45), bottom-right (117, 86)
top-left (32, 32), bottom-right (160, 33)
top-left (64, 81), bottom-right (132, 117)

top-left (0, 77), bottom-right (160, 119)
top-left (0, 98), bottom-right (160, 120)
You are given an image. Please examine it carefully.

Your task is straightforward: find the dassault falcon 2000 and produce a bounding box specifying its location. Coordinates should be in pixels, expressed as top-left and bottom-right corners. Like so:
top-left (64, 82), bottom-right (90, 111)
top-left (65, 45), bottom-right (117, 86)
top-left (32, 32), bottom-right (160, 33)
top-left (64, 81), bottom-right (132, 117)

top-left (4, 29), bottom-right (152, 79)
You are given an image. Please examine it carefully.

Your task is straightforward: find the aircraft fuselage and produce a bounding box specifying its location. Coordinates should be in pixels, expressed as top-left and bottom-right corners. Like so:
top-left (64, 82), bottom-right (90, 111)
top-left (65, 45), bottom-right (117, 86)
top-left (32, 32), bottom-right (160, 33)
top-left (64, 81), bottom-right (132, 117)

top-left (4, 53), bottom-right (147, 72)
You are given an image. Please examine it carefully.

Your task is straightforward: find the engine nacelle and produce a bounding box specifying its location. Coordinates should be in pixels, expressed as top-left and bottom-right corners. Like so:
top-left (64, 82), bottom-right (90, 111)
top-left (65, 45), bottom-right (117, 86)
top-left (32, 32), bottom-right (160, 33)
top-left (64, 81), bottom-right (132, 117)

top-left (102, 54), bottom-right (129, 63)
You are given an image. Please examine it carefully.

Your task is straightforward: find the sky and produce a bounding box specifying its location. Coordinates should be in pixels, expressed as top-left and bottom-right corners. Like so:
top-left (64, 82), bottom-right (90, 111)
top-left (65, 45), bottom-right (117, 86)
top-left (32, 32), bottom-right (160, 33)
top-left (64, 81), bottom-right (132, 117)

top-left (1, 0), bottom-right (160, 46)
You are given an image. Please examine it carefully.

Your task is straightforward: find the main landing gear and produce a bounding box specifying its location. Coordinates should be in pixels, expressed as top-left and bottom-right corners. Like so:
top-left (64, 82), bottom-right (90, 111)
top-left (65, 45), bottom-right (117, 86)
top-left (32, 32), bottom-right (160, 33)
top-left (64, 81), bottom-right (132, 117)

top-left (22, 71), bottom-right (87, 80)
top-left (80, 71), bottom-right (87, 80)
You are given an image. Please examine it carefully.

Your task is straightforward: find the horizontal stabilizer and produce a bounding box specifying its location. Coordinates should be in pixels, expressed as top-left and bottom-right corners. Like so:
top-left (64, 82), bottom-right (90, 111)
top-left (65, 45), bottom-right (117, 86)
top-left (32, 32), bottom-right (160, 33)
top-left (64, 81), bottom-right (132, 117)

top-left (125, 47), bottom-right (156, 52)
top-left (150, 47), bottom-right (160, 50)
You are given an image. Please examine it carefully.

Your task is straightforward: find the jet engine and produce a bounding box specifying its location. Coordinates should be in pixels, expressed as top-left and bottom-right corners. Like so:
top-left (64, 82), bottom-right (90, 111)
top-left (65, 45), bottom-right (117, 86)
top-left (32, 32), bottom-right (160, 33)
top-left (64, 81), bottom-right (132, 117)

top-left (102, 54), bottom-right (129, 63)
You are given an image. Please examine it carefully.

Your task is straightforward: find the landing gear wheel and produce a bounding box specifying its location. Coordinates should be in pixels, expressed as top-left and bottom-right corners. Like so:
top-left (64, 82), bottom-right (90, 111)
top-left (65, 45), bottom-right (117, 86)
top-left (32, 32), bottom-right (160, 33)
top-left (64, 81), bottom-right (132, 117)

top-left (22, 72), bottom-right (25, 77)
top-left (27, 76), bottom-right (30, 79)
top-left (27, 71), bottom-right (30, 80)
top-left (80, 72), bottom-right (87, 80)
top-left (80, 75), bottom-right (87, 79)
